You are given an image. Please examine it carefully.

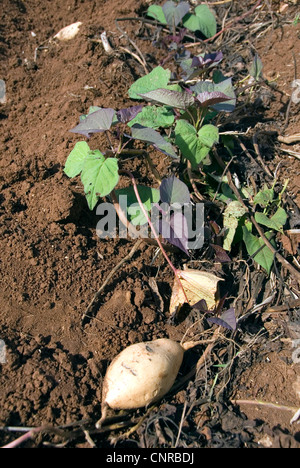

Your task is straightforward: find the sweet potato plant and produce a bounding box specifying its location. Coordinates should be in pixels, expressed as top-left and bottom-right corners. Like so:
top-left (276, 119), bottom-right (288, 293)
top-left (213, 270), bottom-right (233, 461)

top-left (64, 4), bottom-right (287, 276)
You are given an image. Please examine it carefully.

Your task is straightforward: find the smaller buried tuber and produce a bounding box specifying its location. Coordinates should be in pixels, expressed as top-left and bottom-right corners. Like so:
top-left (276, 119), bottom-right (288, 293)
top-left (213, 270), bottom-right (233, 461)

top-left (96, 338), bottom-right (185, 428)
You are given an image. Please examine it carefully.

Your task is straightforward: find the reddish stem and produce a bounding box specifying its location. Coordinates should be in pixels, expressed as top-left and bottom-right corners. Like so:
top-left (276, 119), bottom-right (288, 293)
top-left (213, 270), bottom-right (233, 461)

top-left (2, 426), bottom-right (43, 448)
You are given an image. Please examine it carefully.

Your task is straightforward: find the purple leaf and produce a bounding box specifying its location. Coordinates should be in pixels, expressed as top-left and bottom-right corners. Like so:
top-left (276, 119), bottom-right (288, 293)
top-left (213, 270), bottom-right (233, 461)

top-left (210, 220), bottom-right (221, 235)
top-left (210, 244), bottom-right (231, 263)
top-left (195, 91), bottom-right (232, 108)
top-left (130, 124), bottom-right (178, 158)
top-left (162, 1), bottom-right (190, 27)
top-left (117, 105), bottom-right (143, 124)
top-left (181, 52), bottom-right (223, 81)
top-left (160, 176), bottom-right (190, 205)
top-left (163, 28), bottom-right (187, 46)
top-left (207, 308), bottom-right (236, 331)
top-left (192, 299), bottom-right (208, 312)
top-left (70, 108), bottom-right (115, 138)
top-left (191, 52), bottom-right (223, 69)
top-left (138, 88), bottom-right (194, 110)
top-left (159, 211), bottom-right (189, 255)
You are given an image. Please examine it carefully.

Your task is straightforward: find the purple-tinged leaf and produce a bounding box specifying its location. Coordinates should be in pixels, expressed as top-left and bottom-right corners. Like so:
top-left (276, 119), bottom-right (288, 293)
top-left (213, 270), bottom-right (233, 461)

top-left (159, 211), bottom-right (189, 256)
top-left (117, 105), bottom-right (143, 124)
top-left (195, 91), bottom-right (232, 108)
top-left (210, 244), bottom-right (231, 263)
top-left (207, 308), bottom-right (236, 331)
top-left (163, 28), bottom-right (187, 47)
top-left (162, 1), bottom-right (190, 27)
top-left (70, 108), bottom-right (115, 138)
top-left (192, 299), bottom-right (208, 312)
top-left (180, 52), bottom-right (223, 81)
top-left (160, 176), bottom-right (190, 206)
top-left (138, 88), bottom-right (194, 110)
top-left (79, 106), bottom-right (101, 122)
top-left (210, 220), bottom-right (221, 235)
top-left (191, 78), bottom-right (236, 112)
top-left (130, 124), bottom-right (178, 158)
top-left (191, 52), bottom-right (223, 69)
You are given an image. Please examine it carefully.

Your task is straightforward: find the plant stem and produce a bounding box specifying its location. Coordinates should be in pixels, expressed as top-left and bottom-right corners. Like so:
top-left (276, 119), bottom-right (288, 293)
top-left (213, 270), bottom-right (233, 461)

top-left (185, 108), bottom-right (196, 128)
top-left (1, 425), bottom-right (65, 448)
top-left (104, 130), bottom-right (115, 153)
top-left (196, 108), bottom-right (208, 132)
top-left (110, 189), bottom-right (140, 239)
top-left (1, 428), bottom-right (39, 448)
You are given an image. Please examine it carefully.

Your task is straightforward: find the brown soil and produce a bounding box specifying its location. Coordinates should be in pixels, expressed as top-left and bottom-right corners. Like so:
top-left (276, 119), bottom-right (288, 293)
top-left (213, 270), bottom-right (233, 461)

top-left (0, 0), bottom-right (299, 448)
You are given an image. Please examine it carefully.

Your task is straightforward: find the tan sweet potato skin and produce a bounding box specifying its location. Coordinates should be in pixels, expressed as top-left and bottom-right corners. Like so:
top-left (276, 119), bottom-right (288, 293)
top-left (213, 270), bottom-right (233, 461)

top-left (102, 338), bottom-right (184, 410)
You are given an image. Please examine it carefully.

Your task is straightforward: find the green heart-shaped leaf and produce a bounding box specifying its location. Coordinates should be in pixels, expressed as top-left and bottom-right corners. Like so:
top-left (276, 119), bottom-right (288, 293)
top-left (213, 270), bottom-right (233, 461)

top-left (64, 141), bottom-right (90, 178)
top-left (182, 4), bottom-right (216, 38)
top-left (81, 150), bottom-right (119, 210)
top-left (175, 120), bottom-right (219, 168)
top-left (128, 66), bottom-right (171, 100)
top-left (242, 227), bottom-right (275, 274)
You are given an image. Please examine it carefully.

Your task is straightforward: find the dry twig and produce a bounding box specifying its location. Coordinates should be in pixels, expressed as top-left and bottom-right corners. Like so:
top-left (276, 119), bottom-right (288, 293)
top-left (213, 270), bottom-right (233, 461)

top-left (231, 399), bottom-right (300, 424)
top-left (252, 132), bottom-right (273, 178)
top-left (115, 19), bottom-right (149, 74)
top-left (279, 148), bottom-right (300, 160)
top-left (278, 134), bottom-right (300, 145)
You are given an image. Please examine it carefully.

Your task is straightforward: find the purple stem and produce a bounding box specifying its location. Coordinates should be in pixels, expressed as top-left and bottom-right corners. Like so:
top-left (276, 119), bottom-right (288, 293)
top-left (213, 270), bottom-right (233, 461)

top-left (2, 427), bottom-right (43, 448)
